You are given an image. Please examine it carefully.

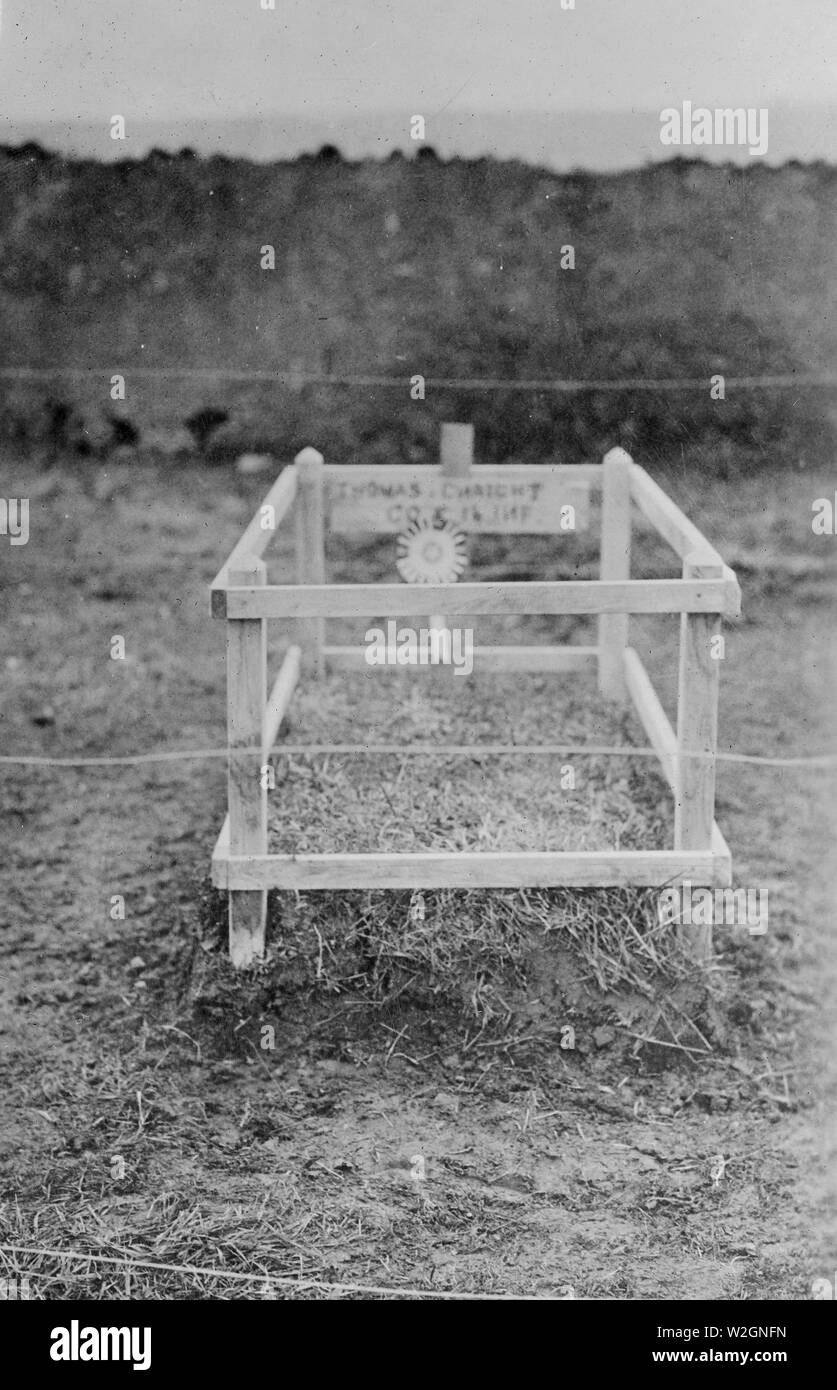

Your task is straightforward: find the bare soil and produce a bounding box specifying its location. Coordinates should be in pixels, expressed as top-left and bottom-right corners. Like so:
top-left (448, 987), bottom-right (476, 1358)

top-left (0, 457), bottom-right (834, 1300)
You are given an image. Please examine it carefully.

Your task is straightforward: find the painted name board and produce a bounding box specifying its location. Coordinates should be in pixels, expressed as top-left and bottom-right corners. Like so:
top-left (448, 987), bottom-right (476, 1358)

top-left (326, 466), bottom-right (590, 535)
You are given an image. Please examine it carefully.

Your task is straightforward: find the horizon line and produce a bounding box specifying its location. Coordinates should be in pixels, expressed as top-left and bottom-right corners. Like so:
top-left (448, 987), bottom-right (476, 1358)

top-left (2, 100), bottom-right (837, 122)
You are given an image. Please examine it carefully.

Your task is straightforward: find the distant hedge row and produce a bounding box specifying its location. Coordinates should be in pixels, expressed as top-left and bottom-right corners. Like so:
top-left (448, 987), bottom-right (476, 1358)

top-left (0, 149), bottom-right (834, 469)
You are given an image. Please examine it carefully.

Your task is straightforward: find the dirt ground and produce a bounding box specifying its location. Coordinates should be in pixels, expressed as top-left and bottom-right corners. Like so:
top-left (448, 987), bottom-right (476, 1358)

top-left (0, 455), bottom-right (834, 1300)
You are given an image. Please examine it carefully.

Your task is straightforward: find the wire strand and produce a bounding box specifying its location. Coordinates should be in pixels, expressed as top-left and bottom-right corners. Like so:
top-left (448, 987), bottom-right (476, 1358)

top-left (0, 1244), bottom-right (556, 1301)
top-left (0, 367), bottom-right (834, 391)
top-left (0, 744), bottom-right (833, 768)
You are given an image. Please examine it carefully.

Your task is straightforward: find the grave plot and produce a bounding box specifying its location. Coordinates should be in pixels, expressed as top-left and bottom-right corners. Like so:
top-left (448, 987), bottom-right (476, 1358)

top-left (209, 424), bottom-right (740, 967)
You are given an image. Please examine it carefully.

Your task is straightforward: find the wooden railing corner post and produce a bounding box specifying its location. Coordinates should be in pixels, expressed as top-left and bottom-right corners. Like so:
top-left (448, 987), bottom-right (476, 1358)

top-left (674, 550), bottom-right (723, 963)
top-left (598, 447), bottom-right (633, 700)
top-left (227, 555), bottom-right (268, 967)
top-left (294, 446), bottom-right (326, 678)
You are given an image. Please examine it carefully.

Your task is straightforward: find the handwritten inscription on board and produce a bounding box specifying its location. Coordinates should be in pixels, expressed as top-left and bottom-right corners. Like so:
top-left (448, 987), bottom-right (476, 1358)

top-left (327, 468), bottom-right (590, 535)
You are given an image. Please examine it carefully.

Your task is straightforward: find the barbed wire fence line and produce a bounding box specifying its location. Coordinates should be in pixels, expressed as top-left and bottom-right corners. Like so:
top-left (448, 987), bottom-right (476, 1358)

top-left (0, 1244), bottom-right (559, 1301)
top-left (0, 744), bottom-right (834, 769)
top-left (1, 367), bottom-right (836, 390)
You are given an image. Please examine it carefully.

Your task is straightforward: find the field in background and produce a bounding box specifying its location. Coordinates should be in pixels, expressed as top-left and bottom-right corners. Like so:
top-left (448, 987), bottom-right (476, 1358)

top-left (0, 452), bottom-right (834, 1299)
top-left (0, 150), bottom-right (836, 469)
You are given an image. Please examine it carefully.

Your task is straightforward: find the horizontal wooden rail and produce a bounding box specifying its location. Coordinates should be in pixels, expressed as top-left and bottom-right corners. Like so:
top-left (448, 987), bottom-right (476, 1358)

top-left (629, 463), bottom-right (725, 568)
top-left (218, 576), bottom-right (740, 620)
top-left (623, 647), bottom-right (678, 792)
top-left (210, 464), bottom-right (298, 615)
top-left (263, 644), bottom-right (301, 753)
top-left (323, 644), bottom-right (599, 673)
top-left (211, 847), bottom-right (729, 892)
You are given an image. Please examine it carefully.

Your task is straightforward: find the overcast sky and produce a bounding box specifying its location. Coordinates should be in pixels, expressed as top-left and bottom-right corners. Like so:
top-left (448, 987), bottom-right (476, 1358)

top-left (1, 0), bottom-right (835, 123)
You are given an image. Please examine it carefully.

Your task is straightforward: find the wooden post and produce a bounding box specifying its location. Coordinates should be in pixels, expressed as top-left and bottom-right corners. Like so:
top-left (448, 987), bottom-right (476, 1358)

top-left (598, 447), bottom-right (632, 700)
top-left (294, 446), bottom-right (326, 677)
top-left (440, 422), bottom-right (474, 477)
top-left (227, 556), bottom-right (268, 967)
top-left (430, 423), bottom-right (473, 632)
top-left (675, 552), bottom-right (722, 962)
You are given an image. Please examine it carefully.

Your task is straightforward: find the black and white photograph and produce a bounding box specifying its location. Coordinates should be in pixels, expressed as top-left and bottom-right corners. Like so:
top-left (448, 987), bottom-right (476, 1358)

top-left (0, 0), bottom-right (835, 1344)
